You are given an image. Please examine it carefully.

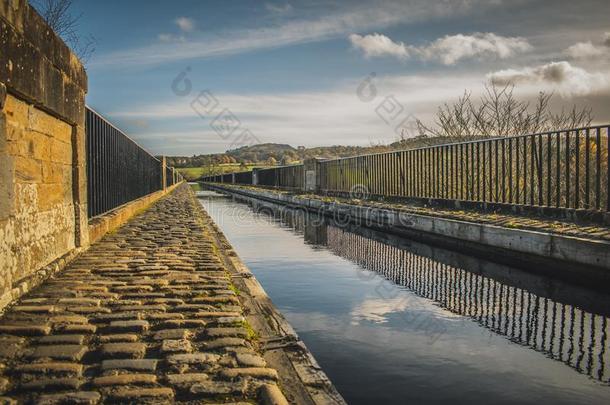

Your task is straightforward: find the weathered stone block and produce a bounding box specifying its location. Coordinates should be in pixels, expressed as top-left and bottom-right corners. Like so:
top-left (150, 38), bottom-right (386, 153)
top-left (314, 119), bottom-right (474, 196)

top-left (101, 359), bottom-right (158, 372)
top-left (41, 162), bottom-right (66, 184)
top-left (107, 388), bottom-right (174, 402)
top-left (49, 138), bottom-right (71, 164)
top-left (106, 320), bottom-right (149, 333)
top-left (92, 374), bottom-right (156, 387)
top-left (21, 378), bottom-right (82, 391)
top-left (3, 96), bottom-right (28, 128)
top-left (27, 131), bottom-right (52, 160)
top-left (36, 391), bottom-right (100, 405)
top-left (15, 362), bottom-right (83, 377)
top-left (220, 367), bottom-right (278, 381)
top-left (100, 343), bottom-right (146, 359)
top-left (98, 334), bottom-right (138, 343)
top-left (29, 344), bottom-right (88, 361)
top-left (161, 339), bottom-right (192, 354)
top-left (36, 183), bottom-right (66, 211)
top-left (190, 379), bottom-right (247, 397)
top-left (166, 373), bottom-right (209, 386)
top-left (37, 334), bottom-right (85, 345)
top-left (166, 353), bottom-right (220, 366)
top-left (14, 155), bottom-right (41, 183)
top-left (0, 324), bottom-right (50, 336)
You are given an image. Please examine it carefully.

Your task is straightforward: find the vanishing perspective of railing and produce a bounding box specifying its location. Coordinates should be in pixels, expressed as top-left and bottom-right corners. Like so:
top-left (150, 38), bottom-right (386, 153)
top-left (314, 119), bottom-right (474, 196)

top-left (202, 125), bottom-right (610, 213)
top-left (86, 107), bottom-right (183, 218)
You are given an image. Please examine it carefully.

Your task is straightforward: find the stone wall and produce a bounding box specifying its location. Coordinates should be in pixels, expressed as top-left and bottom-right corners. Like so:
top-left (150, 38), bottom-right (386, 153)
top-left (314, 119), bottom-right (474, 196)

top-left (0, 0), bottom-right (87, 308)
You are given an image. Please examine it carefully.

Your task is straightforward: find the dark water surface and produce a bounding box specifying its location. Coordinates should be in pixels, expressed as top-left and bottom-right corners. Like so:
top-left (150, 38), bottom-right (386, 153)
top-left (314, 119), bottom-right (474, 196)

top-left (196, 188), bottom-right (610, 405)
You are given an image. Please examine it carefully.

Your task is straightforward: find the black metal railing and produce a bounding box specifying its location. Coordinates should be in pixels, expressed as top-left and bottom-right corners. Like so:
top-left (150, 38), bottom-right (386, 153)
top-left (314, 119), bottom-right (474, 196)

top-left (166, 167), bottom-right (175, 187)
top-left (202, 125), bottom-right (609, 213)
top-left (319, 125), bottom-right (609, 212)
top-left (235, 170), bottom-right (253, 184)
top-left (86, 107), bottom-right (183, 218)
top-left (222, 173), bottom-right (233, 183)
top-left (256, 165), bottom-right (304, 189)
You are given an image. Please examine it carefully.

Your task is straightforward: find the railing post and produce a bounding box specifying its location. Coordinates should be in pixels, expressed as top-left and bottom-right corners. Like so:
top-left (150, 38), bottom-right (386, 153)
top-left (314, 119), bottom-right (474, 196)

top-left (162, 156), bottom-right (167, 190)
top-left (303, 158), bottom-right (320, 193)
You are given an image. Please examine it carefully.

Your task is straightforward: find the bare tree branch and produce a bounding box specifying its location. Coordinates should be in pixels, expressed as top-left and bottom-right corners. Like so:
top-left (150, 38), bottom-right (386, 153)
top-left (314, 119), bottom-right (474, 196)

top-left (31, 0), bottom-right (96, 64)
top-left (417, 82), bottom-right (593, 139)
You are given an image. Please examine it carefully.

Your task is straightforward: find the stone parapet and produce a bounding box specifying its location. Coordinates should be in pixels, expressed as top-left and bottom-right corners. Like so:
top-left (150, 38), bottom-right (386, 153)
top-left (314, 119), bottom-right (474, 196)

top-left (0, 0), bottom-right (88, 311)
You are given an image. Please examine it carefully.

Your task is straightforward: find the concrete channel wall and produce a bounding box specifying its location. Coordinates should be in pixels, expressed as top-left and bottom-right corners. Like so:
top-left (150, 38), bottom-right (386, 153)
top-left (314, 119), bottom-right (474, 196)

top-left (205, 184), bottom-right (610, 287)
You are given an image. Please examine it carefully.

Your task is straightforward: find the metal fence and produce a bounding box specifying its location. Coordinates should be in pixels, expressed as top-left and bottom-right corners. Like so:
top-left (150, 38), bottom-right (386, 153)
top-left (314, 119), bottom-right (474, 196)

top-left (166, 167), bottom-right (176, 187)
top-left (202, 124), bottom-right (609, 213)
top-left (319, 125), bottom-right (609, 212)
top-left (235, 170), bottom-right (253, 184)
top-left (256, 165), bottom-right (304, 189)
top-left (86, 107), bottom-right (183, 218)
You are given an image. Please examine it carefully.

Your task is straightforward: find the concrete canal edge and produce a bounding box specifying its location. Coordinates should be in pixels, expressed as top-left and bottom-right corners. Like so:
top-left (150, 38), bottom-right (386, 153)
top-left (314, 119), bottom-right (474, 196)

top-left (191, 188), bottom-right (347, 405)
top-left (205, 184), bottom-right (610, 286)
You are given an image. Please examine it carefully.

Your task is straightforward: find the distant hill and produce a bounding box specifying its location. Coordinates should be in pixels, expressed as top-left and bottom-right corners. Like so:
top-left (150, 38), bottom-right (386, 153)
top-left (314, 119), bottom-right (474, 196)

top-left (165, 135), bottom-right (466, 169)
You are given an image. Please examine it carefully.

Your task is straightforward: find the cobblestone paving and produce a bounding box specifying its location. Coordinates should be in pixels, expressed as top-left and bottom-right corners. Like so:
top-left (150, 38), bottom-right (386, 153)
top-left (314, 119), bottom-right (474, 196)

top-left (0, 185), bottom-right (288, 404)
top-left (227, 185), bottom-right (610, 242)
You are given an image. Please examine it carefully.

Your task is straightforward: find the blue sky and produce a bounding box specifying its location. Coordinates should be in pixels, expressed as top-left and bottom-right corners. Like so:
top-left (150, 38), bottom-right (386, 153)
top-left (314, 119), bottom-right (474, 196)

top-left (62, 0), bottom-right (610, 155)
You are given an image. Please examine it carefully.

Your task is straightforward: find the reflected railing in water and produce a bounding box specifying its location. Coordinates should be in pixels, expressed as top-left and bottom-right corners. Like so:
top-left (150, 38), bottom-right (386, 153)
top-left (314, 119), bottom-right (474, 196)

top-left (247, 200), bottom-right (610, 385)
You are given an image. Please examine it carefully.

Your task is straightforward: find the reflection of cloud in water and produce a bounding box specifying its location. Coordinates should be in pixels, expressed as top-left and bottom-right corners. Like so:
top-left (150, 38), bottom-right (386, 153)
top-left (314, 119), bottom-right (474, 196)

top-left (350, 295), bottom-right (464, 326)
top-left (350, 297), bottom-right (410, 324)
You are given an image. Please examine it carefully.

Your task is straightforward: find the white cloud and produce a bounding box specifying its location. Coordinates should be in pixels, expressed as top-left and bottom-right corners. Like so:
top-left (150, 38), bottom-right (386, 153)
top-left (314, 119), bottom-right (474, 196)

top-left (175, 17), bottom-right (195, 32)
top-left (417, 32), bottom-right (532, 65)
top-left (350, 32), bottom-right (531, 64)
top-left (92, 0), bottom-right (503, 68)
top-left (564, 32), bottom-right (610, 60)
top-left (108, 72), bottom-right (486, 153)
top-left (487, 61), bottom-right (609, 97)
top-left (350, 297), bottom-right (410, 324)
top-left (265, 3), bottom-right (293, 14)
top-left (158, 33), bottom-right (186, 43)
top-left (349, 33), bottom-right (409, 59)
top-left (565, 41), bottom-right (605, 59)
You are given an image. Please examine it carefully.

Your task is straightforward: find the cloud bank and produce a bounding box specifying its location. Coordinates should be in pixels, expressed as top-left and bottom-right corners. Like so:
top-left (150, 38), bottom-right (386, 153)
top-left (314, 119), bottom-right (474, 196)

top-left (92, 0), bottom-right (503, 68)
top-left (488, 61), bottom-right (609, 97)
top-left (350, 32), bottom-right (532, 65)
top-left (349, 33), bottom-right (409, 59)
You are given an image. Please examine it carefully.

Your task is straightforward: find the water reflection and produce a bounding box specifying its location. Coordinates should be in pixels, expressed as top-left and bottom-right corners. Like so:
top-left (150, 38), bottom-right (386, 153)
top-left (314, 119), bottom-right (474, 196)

top-left (247, 199), bottom-right (610, 385)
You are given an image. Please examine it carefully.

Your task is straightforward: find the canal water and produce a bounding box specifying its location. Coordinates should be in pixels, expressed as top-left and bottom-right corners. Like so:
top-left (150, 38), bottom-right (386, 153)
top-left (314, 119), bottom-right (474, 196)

top-left (195, 187), bottom-right (610, 405)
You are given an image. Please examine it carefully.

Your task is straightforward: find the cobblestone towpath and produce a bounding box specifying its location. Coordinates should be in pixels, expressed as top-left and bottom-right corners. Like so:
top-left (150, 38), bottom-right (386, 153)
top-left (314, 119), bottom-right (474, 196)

top-left (0, 185), bottom-right (343, 404)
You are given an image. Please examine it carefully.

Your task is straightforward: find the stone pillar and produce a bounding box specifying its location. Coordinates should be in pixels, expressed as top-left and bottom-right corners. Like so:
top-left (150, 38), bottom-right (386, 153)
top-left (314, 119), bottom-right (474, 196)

top-left (252, 168), bottom-right (259, 185)
top-left (231, 173), bottom-right (236, 184)
top-left (303, 158), bottom-right (320, 192)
